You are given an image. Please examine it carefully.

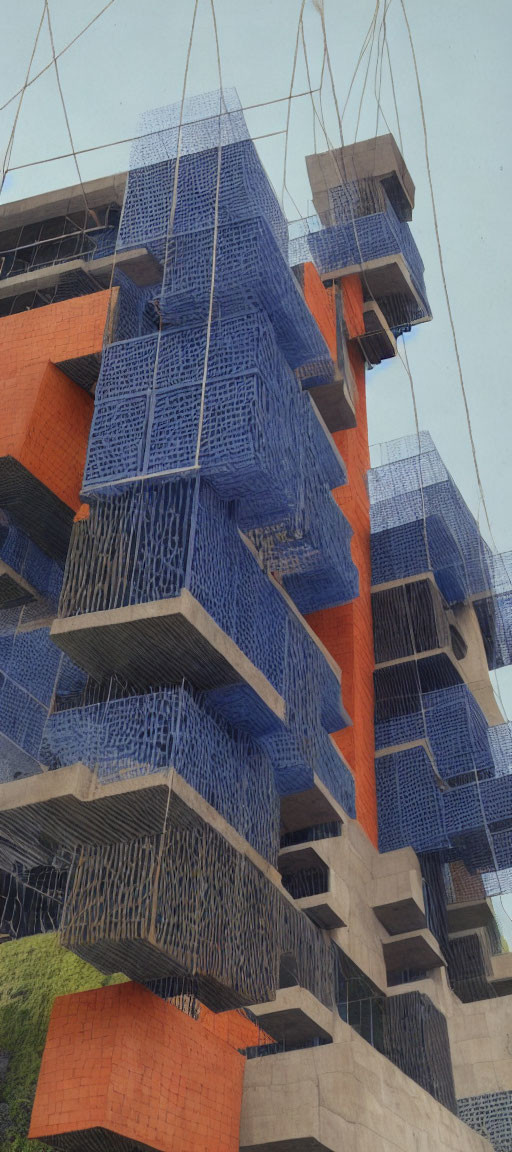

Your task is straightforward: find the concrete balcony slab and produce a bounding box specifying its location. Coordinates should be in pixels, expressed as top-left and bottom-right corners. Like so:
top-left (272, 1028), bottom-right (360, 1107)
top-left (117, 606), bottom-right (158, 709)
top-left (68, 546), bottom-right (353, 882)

top-left (383, 927), bottom-right (445, 974)
top-left (51, 589), bottom-right (285, 726)
top-left (320, 254), bottom-right (431, 324)
top-left (249, 986), bottom-right (334, 1047)
top-left (359, 300), bottom-right (397, 364)
top-left (280, 773), bottom-right (351, 836)
top-left (446, 898), bottom-right (495, 934)
top-left (0, 246), bottom-right (161, 300)
top-left (279, 842), bottom-right (349, 930)
top-left (0, 761), bottom-right (280, 886)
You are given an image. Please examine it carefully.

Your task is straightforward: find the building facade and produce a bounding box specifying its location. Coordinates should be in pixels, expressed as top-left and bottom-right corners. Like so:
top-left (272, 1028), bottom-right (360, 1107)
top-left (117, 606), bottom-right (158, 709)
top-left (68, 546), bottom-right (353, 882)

top-left (0, 90), bottom-right (511, 1151)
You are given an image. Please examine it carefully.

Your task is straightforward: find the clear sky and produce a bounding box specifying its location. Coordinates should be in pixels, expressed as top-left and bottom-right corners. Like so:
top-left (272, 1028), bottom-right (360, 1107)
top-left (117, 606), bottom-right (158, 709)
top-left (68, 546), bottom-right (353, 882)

top-left (1, 0), bottom-right (512, 932)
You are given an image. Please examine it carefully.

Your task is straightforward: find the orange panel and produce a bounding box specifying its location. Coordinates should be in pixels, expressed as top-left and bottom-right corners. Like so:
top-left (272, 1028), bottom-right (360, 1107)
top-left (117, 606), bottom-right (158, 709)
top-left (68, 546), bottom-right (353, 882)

top-left (302, 262), bottom-right (337, 360)
top-left (198, 1004), bottom-right (273, 1049)
top-left (30, 983), bottom-right (245, 1152)
top-left (0, 290), bottom-right (115, 511)
top-left (302, 270), bottom-right (378, 847)
top-left (341, 274), bottom-right (365, 340)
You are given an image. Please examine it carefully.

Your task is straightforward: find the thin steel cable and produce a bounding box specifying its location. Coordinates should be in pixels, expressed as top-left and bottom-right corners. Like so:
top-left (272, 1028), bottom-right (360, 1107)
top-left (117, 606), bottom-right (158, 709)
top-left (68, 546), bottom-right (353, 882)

top-left (0, 0), bottom-right (118, 116)
top-left (194, 0), bottom-right (226, 469)
top-left (399, 0), bottom-right (496, 549)
top-left (1, 2), bottom-right (46, 195)
top-left (281, 0), bottom-right (307, 213)
top-left (44, 0), bottom-right (90, 221)
top-left (3, 92), bottom-right (318, 176)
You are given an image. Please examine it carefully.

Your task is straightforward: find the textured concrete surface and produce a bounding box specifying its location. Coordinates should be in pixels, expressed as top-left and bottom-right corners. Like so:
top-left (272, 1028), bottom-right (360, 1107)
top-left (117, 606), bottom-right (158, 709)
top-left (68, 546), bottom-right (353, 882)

top-left (240, 1016), bottom-right (493, 1151)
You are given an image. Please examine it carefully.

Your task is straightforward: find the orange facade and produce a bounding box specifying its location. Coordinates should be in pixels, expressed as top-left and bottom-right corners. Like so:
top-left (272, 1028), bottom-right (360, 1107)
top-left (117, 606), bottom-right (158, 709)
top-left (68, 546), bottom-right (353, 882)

top-left (29, 982), bottom-right (246, 1152)
top-left (304, 271), bottom-right (378, 847)
top-left (0, 290), bottom-right (115, 511)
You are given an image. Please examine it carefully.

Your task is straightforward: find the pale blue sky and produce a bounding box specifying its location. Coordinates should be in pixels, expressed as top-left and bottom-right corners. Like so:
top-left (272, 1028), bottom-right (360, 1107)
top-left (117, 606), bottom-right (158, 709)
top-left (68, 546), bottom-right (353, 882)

top-left (1, 1), bottom-right (512, 931)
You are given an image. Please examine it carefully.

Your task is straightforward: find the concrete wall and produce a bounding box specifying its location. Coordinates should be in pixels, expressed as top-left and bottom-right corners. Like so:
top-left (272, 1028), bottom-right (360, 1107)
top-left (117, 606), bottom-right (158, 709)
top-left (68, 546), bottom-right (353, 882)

top-left (240, 1015), bottom-right (493, 1152)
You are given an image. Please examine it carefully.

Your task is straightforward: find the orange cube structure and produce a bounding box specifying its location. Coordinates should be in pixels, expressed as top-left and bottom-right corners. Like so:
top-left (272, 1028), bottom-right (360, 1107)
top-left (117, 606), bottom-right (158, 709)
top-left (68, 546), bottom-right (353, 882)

top-left (0, 290), bottom-right (115, 557)
top-left (29, 982), bottom-right (245, 1152)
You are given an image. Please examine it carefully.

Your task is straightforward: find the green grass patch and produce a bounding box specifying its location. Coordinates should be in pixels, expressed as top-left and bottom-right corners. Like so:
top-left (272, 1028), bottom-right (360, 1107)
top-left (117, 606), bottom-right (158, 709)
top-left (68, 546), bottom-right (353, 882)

top-left (0, 933), bottom-right (126, 1151)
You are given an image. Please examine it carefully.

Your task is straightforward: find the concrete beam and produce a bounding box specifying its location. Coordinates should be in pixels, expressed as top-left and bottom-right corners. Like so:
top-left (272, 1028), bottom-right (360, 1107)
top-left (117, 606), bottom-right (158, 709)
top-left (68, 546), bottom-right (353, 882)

top-left (358, 301), bottom-right (397, 364)
top-left (306, 370), bottom-right (357, 434)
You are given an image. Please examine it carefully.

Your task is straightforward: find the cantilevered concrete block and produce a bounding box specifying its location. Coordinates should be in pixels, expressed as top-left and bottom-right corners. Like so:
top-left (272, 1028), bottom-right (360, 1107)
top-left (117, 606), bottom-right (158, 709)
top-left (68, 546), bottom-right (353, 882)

top-left (372, 846), bottom-right (426, 935)
top-left (359, 300), bottom-right (397, 364)
top-left (446, 897), bottom-right (496, 934)
top-left (51, 589), bottom-right (285, 728)
top-left (279, 841), bottom-right (349, 930)
top-left (307, 134), bottom-right (415, 224)
top-left (280, 772), bottom-right (351, 835)
top-left (0, 762), bottom-right (280, 884)
top-left (383, 927), bottom-right (445, 975)
top-left (249, 986), bottom-right (334, 1047)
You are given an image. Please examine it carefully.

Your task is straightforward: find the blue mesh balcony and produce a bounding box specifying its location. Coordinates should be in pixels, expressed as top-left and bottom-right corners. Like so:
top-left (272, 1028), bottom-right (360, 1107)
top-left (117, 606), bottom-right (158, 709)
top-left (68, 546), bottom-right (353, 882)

top-left (250, 481), bottom-right (358, 613)
top-left (376, 737), bottom-right (512, 872)
top-left (375, 683), bottom-right (495, 784)
top-left (41, 685), bottom-right (280, 865)
top-left (0, 513), bottom-right (63, 616)
top-left (0, 624), bottom-right (62, 781)
top-left (369, 434), bottom-right (493, 603)
top-left (119, 140), bottom-right (289, 262)
top-left (306, 178), bottom-right (431, 332)
top-left (473, 552), bottom-right (512, 671)
top-left (157, 217), bottom-right (332, 382)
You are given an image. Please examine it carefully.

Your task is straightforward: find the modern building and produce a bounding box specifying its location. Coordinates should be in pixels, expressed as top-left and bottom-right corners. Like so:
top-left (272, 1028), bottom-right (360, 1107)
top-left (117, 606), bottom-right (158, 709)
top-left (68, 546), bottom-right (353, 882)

top-left (0, 89), bottom-right (511, 1152)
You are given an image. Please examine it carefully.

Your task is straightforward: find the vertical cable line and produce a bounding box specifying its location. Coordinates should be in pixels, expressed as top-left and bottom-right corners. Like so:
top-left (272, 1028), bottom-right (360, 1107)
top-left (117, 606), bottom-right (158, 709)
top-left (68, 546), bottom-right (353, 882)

top-left (44, 0), bottom-right (91, 221)
top-left (399, 0), bottom-right (495, 549)
top-left (1, 1), bottom-right (46, 195)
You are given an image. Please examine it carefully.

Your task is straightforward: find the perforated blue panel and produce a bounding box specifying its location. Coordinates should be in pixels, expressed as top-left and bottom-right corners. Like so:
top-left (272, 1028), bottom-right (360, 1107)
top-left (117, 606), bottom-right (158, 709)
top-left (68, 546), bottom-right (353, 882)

top-left (42, 685), bottom-right (280, 865)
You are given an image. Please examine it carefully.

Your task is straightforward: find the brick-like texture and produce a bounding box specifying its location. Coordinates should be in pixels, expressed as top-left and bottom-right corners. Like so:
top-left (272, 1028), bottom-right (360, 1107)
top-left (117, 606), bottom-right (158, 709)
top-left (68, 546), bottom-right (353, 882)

top-left (305, 272), bottom-right (378, 845)
top-left (0, 291), bottom-right (116, 511)
top-left (29, 982), bottom-right (245, 1152)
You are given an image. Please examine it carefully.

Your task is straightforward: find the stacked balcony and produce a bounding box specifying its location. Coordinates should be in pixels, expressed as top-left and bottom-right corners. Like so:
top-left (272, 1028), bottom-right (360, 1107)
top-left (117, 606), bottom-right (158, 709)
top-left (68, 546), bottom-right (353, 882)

top-left (370, 431), bottom-right (512, 1007)
top-left (291, 134), bottom-right (431, 342)
top-left (0, 90), bottom-right (363, 1017)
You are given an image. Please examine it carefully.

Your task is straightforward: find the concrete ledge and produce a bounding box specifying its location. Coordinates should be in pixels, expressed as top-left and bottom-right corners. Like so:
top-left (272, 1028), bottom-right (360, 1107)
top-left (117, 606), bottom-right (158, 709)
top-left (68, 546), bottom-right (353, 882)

top-left (51, 590), bottom-right (286, 725)
top-left (248, 987), bottom-right (334, 1047)
top-left (0, 762), bottom-right (280, 885)
top-left (359, 301), bottom-right (397, 364)
top-left (280, 774), bottom-right (351, 836)
top-left (372, 847), bottom-right (426, 935)
top-left (320, 254), bottom-right (431, 323)
top-left (0, 173), bottom-right (127, 230)
top-left (307, 370), bottom-right (356, 434)
top-left (383, 927), bottom-right (445, 974)
top-left (0, 247), bottom-right (161, 299)
top-left (279, 841), bottom-right (349, 929)
top-left (446, 898), bottom-right (495, 934)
